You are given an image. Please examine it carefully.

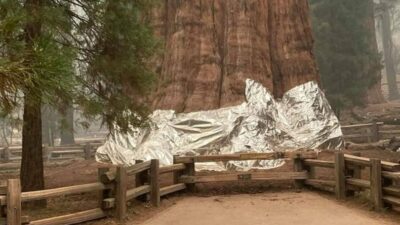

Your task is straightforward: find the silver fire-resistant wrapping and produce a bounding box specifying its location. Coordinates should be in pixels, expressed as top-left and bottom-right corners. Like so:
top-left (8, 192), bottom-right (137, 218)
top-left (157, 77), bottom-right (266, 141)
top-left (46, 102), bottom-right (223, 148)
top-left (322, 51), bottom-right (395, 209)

top-left (96, 80), bottom-right (343, 170)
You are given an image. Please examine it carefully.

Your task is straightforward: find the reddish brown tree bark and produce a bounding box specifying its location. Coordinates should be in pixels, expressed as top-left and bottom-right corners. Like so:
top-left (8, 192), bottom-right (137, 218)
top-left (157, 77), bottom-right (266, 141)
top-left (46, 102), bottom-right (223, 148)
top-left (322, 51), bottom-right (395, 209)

top-left (152, 0), bottom-right (319, 112)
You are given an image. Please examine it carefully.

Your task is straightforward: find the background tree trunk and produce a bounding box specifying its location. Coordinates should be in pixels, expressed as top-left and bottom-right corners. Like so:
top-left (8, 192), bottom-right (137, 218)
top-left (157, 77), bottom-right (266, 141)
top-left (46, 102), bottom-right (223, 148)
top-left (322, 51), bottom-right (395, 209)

top-left (60, 103), bottom-right (75, 145)
top-left (381, 2), bottom-right (400, 100)
top-left (366, 0), bottom-right (385, 104)
top-left (152, 0), bottom-right (319, 112)
top-left (42, 106), bottom-right (56, 147)
top-left (21, 0), bottom-right (45, 198)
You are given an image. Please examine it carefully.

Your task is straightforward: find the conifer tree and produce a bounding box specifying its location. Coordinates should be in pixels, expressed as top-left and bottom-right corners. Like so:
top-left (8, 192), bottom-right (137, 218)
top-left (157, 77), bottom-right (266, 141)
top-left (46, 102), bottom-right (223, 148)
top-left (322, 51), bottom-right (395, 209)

top-left (0, 0), bottom-right (158, 192)
top-left (310, 0), bottom-right (382, 114)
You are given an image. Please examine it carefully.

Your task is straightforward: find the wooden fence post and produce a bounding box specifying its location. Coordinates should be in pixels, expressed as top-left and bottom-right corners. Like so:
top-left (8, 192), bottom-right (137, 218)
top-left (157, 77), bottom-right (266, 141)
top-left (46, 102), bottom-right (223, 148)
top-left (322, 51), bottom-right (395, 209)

top-left (150, 159), bottom-right (160, 207)
top-left (115, 166), bottom-right (127, 221)
top-left (370, 159), bottom-right (383, 211)
top-left (184, 158), bottom-right (196, 192)
top-left (293, 154), bottom-right (304, 188)
top-left (84, 144), bottom-right (92, 160)
top-left (7, 179), bottom-right (21, 225)
top-left (335, 152), bottom-right (346, 200)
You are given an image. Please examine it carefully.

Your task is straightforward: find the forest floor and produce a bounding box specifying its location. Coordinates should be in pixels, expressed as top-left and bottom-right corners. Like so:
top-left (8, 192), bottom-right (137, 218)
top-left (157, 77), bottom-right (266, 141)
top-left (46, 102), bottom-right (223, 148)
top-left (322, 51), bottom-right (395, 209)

top-left (136, 192), bottom-right (398, 225)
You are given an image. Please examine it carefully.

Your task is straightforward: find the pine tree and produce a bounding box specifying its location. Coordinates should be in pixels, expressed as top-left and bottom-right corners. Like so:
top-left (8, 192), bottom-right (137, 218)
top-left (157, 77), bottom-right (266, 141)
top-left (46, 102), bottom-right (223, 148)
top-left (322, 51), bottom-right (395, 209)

top-left (0, 0), bottom-right (158, 193)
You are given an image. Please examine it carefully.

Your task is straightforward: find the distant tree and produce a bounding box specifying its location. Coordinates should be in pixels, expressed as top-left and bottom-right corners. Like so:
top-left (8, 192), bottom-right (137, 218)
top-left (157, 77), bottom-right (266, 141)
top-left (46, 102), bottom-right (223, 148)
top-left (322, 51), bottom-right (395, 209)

top-left (41, 106), bottom-right (57, 146)
top-left (310, 0), bottom-right (383, 114)
top-left (59, 102), bottom-right (75, 145)
top-left (0, 0), bottom-right (158, 194)
top-left (376, 1), bottom-right (400, 100)
top-left (391, 5), bottom-right (400, 74)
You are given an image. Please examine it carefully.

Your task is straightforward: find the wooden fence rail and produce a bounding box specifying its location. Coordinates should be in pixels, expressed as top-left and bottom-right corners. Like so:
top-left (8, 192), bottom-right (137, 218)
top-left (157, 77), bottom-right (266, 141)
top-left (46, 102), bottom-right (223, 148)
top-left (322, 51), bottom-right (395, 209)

top-left (341, 121), bottom-right (400, 143)
top-left (173, 150), bottom-right (317, 191)
top-left (341, 122), bottom-right (383, 143)
top-left (0, 142), bottom-right (104, 167)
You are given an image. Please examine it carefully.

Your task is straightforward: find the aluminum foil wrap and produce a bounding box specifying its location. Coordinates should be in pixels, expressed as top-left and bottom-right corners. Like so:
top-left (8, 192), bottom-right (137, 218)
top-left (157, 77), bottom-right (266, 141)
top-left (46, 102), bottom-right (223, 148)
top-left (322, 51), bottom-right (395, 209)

top-left (96, 80), bottom-right (343, 170)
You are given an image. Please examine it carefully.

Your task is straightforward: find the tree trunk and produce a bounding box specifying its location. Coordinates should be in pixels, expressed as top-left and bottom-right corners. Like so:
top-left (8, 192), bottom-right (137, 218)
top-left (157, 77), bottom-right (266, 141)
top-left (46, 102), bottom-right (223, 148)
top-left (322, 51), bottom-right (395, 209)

top-left (152, 0), bottom-right (319, 112)
top-left (21, 92), bottom-right (45, 192)
top-left (41, 108), bottom-right (50, 145)
top-left (366, 0), bottom-right (385, 104)
top-left (21, 0), bottom-right (45, 198)
top-left (367, 82), bottom-right (386, 104)
top-left (381, 2), bottom-right (400, 100)
top-left (41, 106), bottom-right (56, 146)
top-left (60, 104), bottom-right (75, 145)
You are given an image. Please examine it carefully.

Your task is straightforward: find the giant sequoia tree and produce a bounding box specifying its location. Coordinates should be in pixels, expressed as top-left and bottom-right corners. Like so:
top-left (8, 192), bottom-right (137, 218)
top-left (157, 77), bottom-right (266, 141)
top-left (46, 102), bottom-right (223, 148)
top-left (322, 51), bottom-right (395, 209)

top-left (151, 0), bottom-right (320, 112)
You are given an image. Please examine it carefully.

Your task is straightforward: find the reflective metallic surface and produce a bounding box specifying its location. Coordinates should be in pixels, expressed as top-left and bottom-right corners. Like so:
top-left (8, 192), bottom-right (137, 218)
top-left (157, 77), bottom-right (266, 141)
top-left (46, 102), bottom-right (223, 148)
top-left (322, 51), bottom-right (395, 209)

top-left (96, 80), bottom-right (343, 170)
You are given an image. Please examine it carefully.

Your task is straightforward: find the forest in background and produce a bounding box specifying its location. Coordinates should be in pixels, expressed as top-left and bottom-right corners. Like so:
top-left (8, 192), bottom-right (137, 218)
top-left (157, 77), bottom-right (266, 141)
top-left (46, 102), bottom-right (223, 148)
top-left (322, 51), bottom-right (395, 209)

top-left (311, 0), bottom-right (400, 115)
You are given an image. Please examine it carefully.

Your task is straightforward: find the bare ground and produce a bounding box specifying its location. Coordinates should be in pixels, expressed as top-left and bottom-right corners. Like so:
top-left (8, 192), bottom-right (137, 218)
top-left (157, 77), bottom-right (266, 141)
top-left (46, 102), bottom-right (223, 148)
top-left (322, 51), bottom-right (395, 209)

top-left (138, 191), bottom-right (399, 225)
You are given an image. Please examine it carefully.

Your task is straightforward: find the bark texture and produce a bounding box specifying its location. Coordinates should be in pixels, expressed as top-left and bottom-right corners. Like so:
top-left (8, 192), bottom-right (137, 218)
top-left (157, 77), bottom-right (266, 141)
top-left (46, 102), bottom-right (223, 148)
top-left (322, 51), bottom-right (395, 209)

top-left (21, 0), bottom-right (45, 196)
top-left (21, 92), bottom-right (44, 192)
top-left (152, 0), bottom-right (319, 112)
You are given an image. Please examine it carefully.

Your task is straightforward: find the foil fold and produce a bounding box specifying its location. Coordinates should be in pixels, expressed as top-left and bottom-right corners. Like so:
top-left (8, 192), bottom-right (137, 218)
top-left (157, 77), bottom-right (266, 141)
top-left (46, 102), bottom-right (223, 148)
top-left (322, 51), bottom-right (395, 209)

top-left (96, 79), bottom-right (343, 170)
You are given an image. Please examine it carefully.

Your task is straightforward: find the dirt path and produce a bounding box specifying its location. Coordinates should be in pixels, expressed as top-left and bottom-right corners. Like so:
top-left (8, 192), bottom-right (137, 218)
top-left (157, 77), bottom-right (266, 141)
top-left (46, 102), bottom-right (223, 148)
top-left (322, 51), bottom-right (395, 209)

top-left (138, 191), bottom-right (398, 225)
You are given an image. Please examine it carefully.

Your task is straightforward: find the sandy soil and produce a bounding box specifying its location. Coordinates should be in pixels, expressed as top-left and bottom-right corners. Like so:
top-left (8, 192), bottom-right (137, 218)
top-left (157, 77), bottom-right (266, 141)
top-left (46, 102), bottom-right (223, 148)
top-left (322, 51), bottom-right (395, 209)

top-left (139, 191), bottom-right (398, 225)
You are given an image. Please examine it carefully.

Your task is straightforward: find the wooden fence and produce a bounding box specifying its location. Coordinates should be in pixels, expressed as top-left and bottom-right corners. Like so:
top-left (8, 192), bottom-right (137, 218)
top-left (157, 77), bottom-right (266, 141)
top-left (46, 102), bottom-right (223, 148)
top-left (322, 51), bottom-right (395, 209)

top-left (173, 151), bottom-right (317, 188)
top-left (341, 122), bottom-right (400, 143)
top-left (0, 142), bottom-right (103, 163)
top-left (304, 152), bottom-right (400, 211)
top-left (0, 156), bottom-right (189, 225)
top-left (1, 150), bottom-right (400, 224)
top-left (341, 122), bottom-right (383, 143)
